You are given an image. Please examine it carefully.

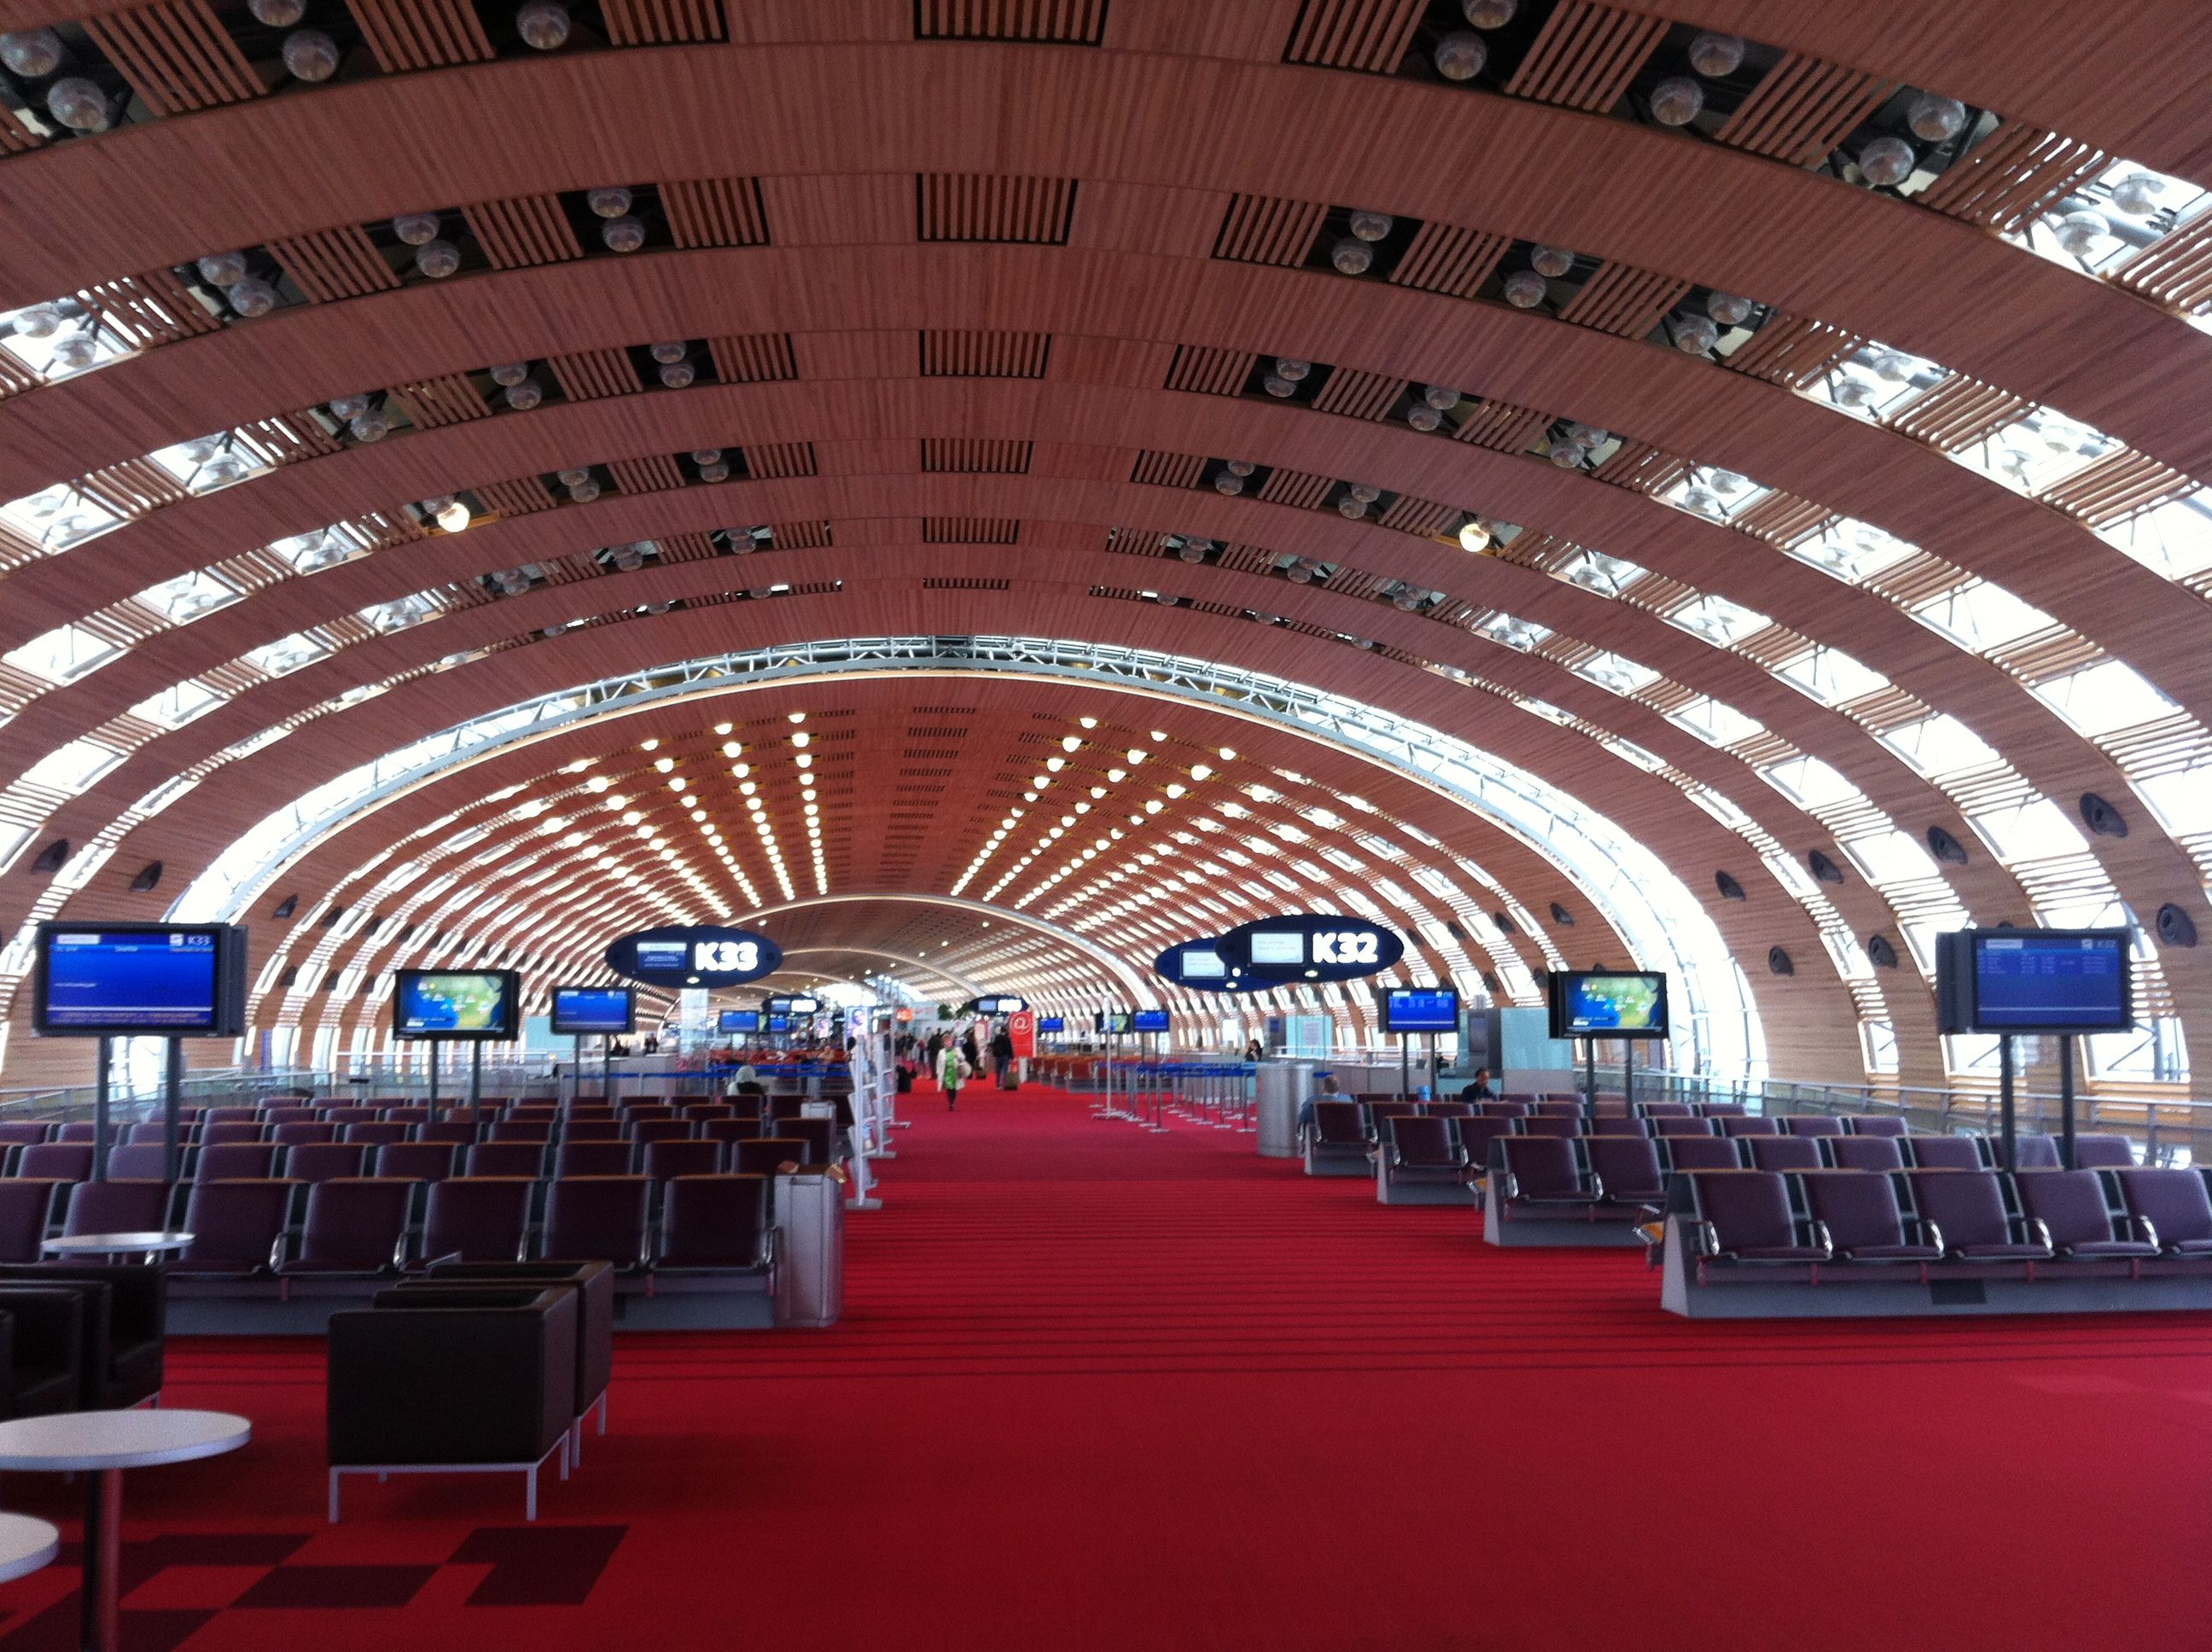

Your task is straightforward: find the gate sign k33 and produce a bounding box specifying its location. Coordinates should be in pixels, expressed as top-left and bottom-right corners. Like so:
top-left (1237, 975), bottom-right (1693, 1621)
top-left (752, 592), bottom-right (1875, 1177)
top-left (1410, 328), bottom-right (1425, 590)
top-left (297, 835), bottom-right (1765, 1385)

top-left (605, 924), bottom-right (784, 986)
top-left (1215, 914), bottom-right (1405, 984)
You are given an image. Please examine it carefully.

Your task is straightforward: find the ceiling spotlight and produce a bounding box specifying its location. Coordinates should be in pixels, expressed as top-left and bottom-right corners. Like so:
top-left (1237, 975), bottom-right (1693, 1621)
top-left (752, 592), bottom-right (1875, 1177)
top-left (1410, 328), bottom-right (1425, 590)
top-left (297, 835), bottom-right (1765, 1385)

top-left (659, 362), bottom-right (695, 387)
top-left (196, 251), bottom-right (248, 287)
top-left (1406, 404), bottom-right (1442, 431)
top-left (1858, 136), bottom-right (1916, 187)
top-left (415, 239), bottom-right (461, 278)
top-left (0, 28), bottom-right (64, 77)
top-left (1648, 75), bottom-right (1703, 125)
top-left (46, 77), bottom-right (109, 131)
top-left (1706, 291), bottom-right (1754, 326)
top-left (11, 305), bottom-right (58, 340)
top-left (1214, 473), bottom-right (1243, 496)
top-left (2052, 209), bottom-right (2109, 257)
top-left (282, 29), bottom-right (339, 80)
top-left (1686, 30), bottom-right (1743, 77)
top-left (602, 216), bottom-right (645, 252)
top-left (1549, 441), bottom-right (1587, 468)
top-left (517, 1), bottom-right (570, 50)
top-left (1462, 0), bottom-right (1514, 25)
top-left (587, 186), bottom-right (632, 218)
top-left (1672, 313), bottom-right (1720, 354)
top-left (1433, 32), bottom-right (1485, 79)
top-left (1264, 372), bottom-right (1297, 397)
top-left (434, 498), bottom-right (472, 533)
top-left (504, 380), bottom-right (543, 410)
top-left (1330, 237), bottom-right (1373, 275)
top-left (1907, 93), bottom-right (1967, 143)
top-left (393, 212), bottom-right (440, 246)
top-left (1530, 244), bottom-right (1575, 278)
top-left (1458, 521), bottom-right (1492, 553)
top-left (2110, 173), bottom-right (2163, 218)
top-left (348, 408), bottom-right (391, 442)
top-left (1502, 270), bottom-right (1546, 308)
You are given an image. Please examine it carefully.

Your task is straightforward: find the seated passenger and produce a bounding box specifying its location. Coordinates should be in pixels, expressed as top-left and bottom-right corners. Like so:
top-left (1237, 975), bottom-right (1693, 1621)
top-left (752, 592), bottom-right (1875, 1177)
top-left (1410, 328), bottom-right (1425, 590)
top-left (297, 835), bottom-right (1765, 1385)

top-left (1297, 1075), bottom-right (1343, 1135)
top-left (1459, 1068), bottom-right (1497, 1102)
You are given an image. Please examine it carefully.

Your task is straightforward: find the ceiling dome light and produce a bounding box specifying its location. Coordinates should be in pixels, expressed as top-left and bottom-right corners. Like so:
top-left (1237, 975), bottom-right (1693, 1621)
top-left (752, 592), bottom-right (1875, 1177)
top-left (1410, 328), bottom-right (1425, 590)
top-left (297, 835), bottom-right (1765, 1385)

top-left (691, 448), bottom-right (721, 463)
top-left (328, 393), bottom-right (369, 420)
top-left (1213, 473), bottom-right (1243, 496)
top-left (252, 0), bottom-right (306, 20)
top-left (227, 277), bottom-right (279, 317)
top-left (196, 250), bottom-right (249, 287)
top-left (504, 381), bottom-right (543, 409)
top-left (1906, 92), bottom-right (1967, 143)
top-left (602, 216), bottom-right (645, 253)
top-left (659, 361), bottom-right (695, 387)
top-left (1393, 590), bottom-right (1421, 610)
top-left (393, 212), bottom-right (440, 246)
top-left (1329, 236), bottom-right (1373, 274)
top-left (1177, 542), bottom-right (1205, 562)
top-left (281, 29), bottom-right (339, 81)
top-left (1858, 136), bottom-right (1916, 187)
top-left (1336, 497), bottom-right (1366, 519)
top-left (1433, 32), bottom-right (1485, 79)
top-left (1872, 352), bottom-right (1915, 384)
top-left (1226, 459), bottom-right (1255, 477)
top-left (1285, 563), bottom-right (1313, 582)
top-left (1672, 313), bottom-right (1719, 353)
top-left (46, 77), bottom-right (108, 131)
top-left (649, 341), bottom-right (687, 364)
top-left (1686, 31), bottom-right (1743, 77)
top-left (698, 461), bottom-right (730, 481)
top-left (1462, 0), bottom-right (1514, 25)
top-left (1458, 521), bottom-right (1492, 553)
top-left (2110, 172), bottom-right (2163, 218)
top-left (557, 468), bottom-right (591, 486)
top-left (516, 0), bottom-right (570, 49)
top-left (2052, 208), bottom-right (2109, 257)
top-left (434, 498), bottom-right (472, 532)
top-left (488, 364), bottom-right (535, 391)
top-left (1347, 209), bottom-right (1393, 241)
top-left (415, 239), bottom-right (461, 278)
top-left (1529, 244), bottom-right (1574, 278)
top-left (568, 480), bottom-right (601, 502)
top-left (1502, 269), bottom-right (1546, 307)
top-left (1648, 75), bottom-right (1703, 125)
top-left (1406, 404), bottom-right (1442, 431)
top-left (1263, 372), bottom-right (1296, 397)
top-left (587, 186), bottom-right (632, 218)
top-left (1680, 486), bottom-right (1722, 515)
top-left (1422, 384), bottom-right (1461, 411)
top-left (349, 408), bottom-right (391, 442)
top-left (0, 28), bottom-right (64, 78)
top-left (1830, 376), bottom-right (1876, 409)
top-left (1567, 422), bottom-right (1608, 447)
top-left (46, 332), bottom-right (93, 371)
top-left (12, 305), bottom-right (59, 340)
top-left (1705, 290), bottom-right (1753, 326)
top-left (1549, 441), bottom-right (1586, 468)
top-left (1350, 483), bottom-right (1380, 503)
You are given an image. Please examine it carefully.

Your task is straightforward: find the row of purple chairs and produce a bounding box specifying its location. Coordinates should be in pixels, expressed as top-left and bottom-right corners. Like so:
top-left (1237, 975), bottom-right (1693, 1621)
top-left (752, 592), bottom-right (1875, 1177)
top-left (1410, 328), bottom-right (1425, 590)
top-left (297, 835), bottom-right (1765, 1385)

top-left (0, 1173), bottom-right (772, 1278)
top-left (1684, 1166), bottom-right (2212, 1282)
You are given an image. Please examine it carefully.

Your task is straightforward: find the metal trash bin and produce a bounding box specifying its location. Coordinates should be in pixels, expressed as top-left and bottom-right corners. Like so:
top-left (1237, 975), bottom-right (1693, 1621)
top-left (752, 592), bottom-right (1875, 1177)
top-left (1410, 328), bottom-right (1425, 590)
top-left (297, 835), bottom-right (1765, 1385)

top-left (774, 1167), bottom-right (847, 1327)
top-left (1255, 1061), bottom-right (1313, 1159)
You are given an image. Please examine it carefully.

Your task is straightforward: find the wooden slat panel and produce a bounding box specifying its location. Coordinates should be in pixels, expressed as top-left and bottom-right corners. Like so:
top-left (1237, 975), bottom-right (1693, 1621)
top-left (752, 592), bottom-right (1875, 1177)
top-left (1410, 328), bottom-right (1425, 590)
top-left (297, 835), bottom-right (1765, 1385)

top-left (1282, 0), bottom-right (1427, 73)
top-left (267, 225), bottom-right (400, 304)
top-left (1388, 223), bottom-right (1510, 299)
top-left (920, 330), bottom-right (1051, 376)
top-left (1591, 438), bottom-right (1690, 495)
top-left (463, 195), bottom-right (582, 270)
top-left (917, 174), bottom-right (1075, 243)
top-left (83, 0), bottom-right (260, 116)
top-left (1557, 261), bottom-right (1690, 338)
top-left (744, 442), bottom-right (818, 479)
top-left (608, 455), bottom-right (686, 494)
top-left (1213, 193), bottom-right (1326, 267)
top-left (923, 517), bottom-right (1021, 542)
top-left (390, 374), bottom-right (488, 428)
top-left (1452, 399), bottom-right (1551, 454)
top-left (1731, 490), bottom-right (1839, 548)
top-left (922, 439), bottom-right (1033, 472)
top-left (81, 270), bottom-right (218, 347)
top-left (1714, 52), bottom-right (1895, 166)
top-left (1503, 2), bottom-right (1668, 113)
top-left (917, 0), bottom-right (1107, 40)
top-left (1916, 122), bottom-right (2111, 235)
top-left (770, 519), bottom-right (833, 548)
top-left (342, 0), bottom-right (493, 72)
top-left (1164, 344), bottom-right (1255, 396)
top-left (2111, 214), bottom-right (2212, 313)
top-left (1722, 311), bottom-right (1865, 389)
top-left (1256, 468), bottom-right (1331, 510)
top-left (546, 350), bottom-right (642, 400)
top-left (78, 457), bottom-right (188, 518)
top-left (1886, 375), bottom-right (2031, 452)
top-left (662, 177), bottom-right (768, 248)
top-left (1131, 450), bottom-right (1206, 488)
top-left (2040, 450), bottom-right (2197, 528)
top-left (709, 332), bottom-right (798, 382)
top-left (234, 413), bottom-right (341, 466)
top-left (0, 353), bottom-right (41, 399)
top-left (601, 0), bottom-right (724, 43)
top-left (473, 478), bottom-right (556, 516)
top-left (1311, 367), bottom-right (1401, 420)
top-left (1376, 495), bottom-right (1458, 537)
top-left (0, 108), bottom-right (41, 154)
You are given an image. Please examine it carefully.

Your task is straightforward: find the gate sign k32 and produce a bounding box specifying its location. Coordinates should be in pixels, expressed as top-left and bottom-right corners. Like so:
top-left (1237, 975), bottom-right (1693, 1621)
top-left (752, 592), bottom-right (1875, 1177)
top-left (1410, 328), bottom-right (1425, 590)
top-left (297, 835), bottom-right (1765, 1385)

top-left (605, 924), bottom-right (784, 986)
top-left (1215, 914), bottom-right (1405, 983)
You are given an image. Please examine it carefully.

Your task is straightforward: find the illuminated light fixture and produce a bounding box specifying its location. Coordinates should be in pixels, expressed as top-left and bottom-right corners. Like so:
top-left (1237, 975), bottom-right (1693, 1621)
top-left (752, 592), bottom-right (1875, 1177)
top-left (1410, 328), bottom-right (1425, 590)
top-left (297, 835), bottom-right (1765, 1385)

top-left (1080, 717), bottom-right (1097, 729)
top-left (1219, 748), bottom-right (1236, 760)
top-left (722, 742), bottom-right (741, 758)
top-left (654, 757), bottom-right (674, 773)
top-left (788, 712), bottom-right (806, 724)
top-left (792, 732), bottom-right (812, 748)
top-left (641, 739), bottom-right (659, 751)
top-left (1060, 736), bottom-right (1081, 752)
top-left (433, 497), bottom-right (471, 533)
top-left (1191, 765), bottom-right (1213, 781)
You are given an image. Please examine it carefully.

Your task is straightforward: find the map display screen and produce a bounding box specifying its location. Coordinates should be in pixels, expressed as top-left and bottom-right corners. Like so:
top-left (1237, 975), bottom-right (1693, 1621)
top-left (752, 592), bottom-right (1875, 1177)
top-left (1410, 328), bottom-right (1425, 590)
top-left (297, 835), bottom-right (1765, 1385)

top-left (393, 970), bottom-right (518, 1039)
top-left (1549, 971), bottom-right (1669, 1039)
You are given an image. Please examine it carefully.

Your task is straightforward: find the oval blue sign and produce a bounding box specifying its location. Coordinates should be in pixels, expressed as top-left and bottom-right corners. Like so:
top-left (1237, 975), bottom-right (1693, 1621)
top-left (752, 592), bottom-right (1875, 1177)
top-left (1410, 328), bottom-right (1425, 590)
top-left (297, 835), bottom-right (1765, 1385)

top-left (606, 925), bottom-right (783, 986)
top-left (1216, 915), bottom-right (1405, 983)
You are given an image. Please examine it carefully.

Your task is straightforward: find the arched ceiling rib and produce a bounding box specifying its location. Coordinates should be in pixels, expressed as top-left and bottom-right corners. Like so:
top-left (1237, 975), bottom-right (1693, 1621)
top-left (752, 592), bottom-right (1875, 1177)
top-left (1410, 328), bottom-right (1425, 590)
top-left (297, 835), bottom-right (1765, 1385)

top-left (0, 2), bottom-right (2201, 1096)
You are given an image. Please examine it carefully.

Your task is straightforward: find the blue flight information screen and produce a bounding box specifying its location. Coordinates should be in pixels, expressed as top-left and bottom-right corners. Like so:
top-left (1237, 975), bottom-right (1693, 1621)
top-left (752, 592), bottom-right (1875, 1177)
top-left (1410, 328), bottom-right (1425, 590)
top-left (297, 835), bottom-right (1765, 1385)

top-left (44, 930), bottom-right (218, 1029)
top-left (1132, 1009), bottom-right (1170, 1032)
top-left (1383, 988), bottom-right (1458, 1033)
top-left (551, 987), bottom-right (632, 1035)
top-left (1975, 934), bottom-right (2130, 1029)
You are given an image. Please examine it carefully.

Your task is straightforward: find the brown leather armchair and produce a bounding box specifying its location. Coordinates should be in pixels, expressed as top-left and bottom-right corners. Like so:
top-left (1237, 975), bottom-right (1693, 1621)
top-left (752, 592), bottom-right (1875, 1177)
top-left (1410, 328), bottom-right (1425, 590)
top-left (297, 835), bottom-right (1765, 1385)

top-left (0, 1263), bottom-right (166, 1408)
top-left (327, 1285), bottom-right (577, 1521)
top-left (405, 1260), bottom-right (614, 1454)
top-left (0, 1287), bottom-right (84, 1418)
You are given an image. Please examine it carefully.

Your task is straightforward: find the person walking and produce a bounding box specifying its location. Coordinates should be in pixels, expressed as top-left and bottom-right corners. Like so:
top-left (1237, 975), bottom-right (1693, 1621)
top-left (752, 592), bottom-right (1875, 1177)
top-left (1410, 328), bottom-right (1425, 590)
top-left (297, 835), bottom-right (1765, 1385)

top-left (936, 1038), bottom-right (965, 1111)
top-left (990, 1024), bottom-right (1016, 1088)
top-left (961, 1025), bottom-right (982, 1080)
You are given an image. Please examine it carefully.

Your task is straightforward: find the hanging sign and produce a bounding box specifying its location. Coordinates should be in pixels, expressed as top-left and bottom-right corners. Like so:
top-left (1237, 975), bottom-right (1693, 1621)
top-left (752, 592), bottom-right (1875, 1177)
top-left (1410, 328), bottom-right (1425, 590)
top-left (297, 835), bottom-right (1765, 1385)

top-left (605, 925), bottom-right (783, 987)
top-left (1216, 914), bottom-right (1404, 984)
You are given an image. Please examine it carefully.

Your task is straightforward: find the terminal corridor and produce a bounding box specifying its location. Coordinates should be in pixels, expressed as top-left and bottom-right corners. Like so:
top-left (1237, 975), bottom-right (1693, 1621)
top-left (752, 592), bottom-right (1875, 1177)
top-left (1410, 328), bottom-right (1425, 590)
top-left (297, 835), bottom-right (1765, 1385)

top-left (0, 1089), bottom-right (2205, 1651)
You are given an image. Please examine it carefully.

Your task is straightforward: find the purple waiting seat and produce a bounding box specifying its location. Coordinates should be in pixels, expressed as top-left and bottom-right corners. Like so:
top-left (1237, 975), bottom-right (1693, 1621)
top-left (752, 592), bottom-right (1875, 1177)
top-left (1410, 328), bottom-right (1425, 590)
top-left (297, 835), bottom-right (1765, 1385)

top-left (2073, 1135), bottom-right (2136, 1169)
top-left (419, 1178), bottom-right (531, 1264)
top-left (1783, 1116), bottom-right (1844, 1137)
top-left (174, 1180), bottom-right (297, 1277)
top-left (2114, 1170), bottom-right (2212, 1256)
top-left (341, 1122), bottom-right (408, 1148)
top-left (202, 1106), bottom-right (259, 1126)
top-left (1517, 1113), bottom-right (1583, 1139)
top-left (465, 1142), bottom-right (547, 1178)
top-left (1533, 1102), bottom-right (1586, 1118)
top-left (322, 1108), bottom-right (379, 1126)
top-left (198, 1122), bottom-right (263, 1146)
top-left (261, 1107), bottom-right (317, 1126)
top-left (375, 1143), bottom-right (459, 1183)
top-left (1305, 1101), bottom-right (1372, 1165)
top-left (628, 1119), bottom-right (693, 1149)
top-left (1585, 1136), bottom-right (1666, 1209)
top-left (282, 1143), bottom-right (369, 1184)
top-left (1804, 1173), bottom-right (1941, 1269)
top-left (380, 1108), bottom-right (429, 1126)
top-left (52, 1123), bottom-right (101, 1143)
top-left (560, 1120), bottom-right (626, 1143)
top-left (0, 1123), bottom-right (50, 1148)
top-left (489, 1122), bottom-right (551, 1144)
top-left (1662, 1137), bottom-right (1743, 1172)
top-left (1719, 1117), bottom-right (1780, 1137)
top-left (411, 1121), bottom-right (477, 1146)
top-left (1652, 1117), bottom-right (1717, 1138)
top-left (125, 1124), bottom-right (195, 1146)
top-left (1695, 1103), bottom-right (1748, 1119)
top-left (1845, 1115), bottom-right (1908, 1137)
top-left (0, 1180), bottom-right (55, 1262)
top-left (1380, 1116), bottom-right (1470, 1193)
top-left (1638, 1103), bottom-right (1694, 1119)
top-left (1423, 1102), bottom-right (1475, 1120)
top-left (1589, 1115), bottom-right (1650, 1137)
top-left (2016, 1170), bottom-right (2158, 1263)
top-left (1747, 1136), bottom-right (1824, 1172)
top-left (104, 1143), bottom-right (172, 1179)
top-left (1903, 1171), bottom-right (2050, 1263)
top-left (1496, 1136), bottom-right (1597, 1206)
top-left (16, 1143), bottom-right (94, 1181)
top-left (655, 1175), bottom-right (771, 1271)
top-left (1825, 1136), bottom-right (1905, 1172)
top-left (195, 1143), bottom-right (278, 1181)
top-left (276, 1179), bottom-right (415, 1275)
top-left (540, 1178), bottom-right (653, 1271)
top-left (1904, 1136), bottom-right (1988, 1171)
top-left (1454, 1115), bottom-right (1516, 1175)
top-left (555, 1141), bottom-right (635, 1178)
top-left (2011, 1134), bottom-right (2063, 1170)
top-left (643, 1140), bottom-right (724, 1183)
top-left (1476, 1102), bottom-right (1528, 1119)
top-left (63, 1179), bottom-right (171, 1236)
top-left (1691, 1172), bottom-right (1829, 1264)
top-left (700, 1117), bottom-right (765, 1146)
top-left (684, 1105), bottom-right (734, 1122)
top-left (271, 1121), bottom-right (337, 1146)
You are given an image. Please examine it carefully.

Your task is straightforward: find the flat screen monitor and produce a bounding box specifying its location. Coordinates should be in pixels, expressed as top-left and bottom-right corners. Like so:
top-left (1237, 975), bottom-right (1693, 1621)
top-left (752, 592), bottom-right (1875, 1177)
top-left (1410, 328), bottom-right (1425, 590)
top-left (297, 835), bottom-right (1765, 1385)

top-left (633, 939), bottom-right (688, 974)
top-left (1039, 1016), bottom-right (1064, 1032)
top-left (719, 1009), bottom-right (761, 1034)
top-left (1101, 1011), bottom-right (1134, 1035)
top-left (1941, 929), bottom-right (2133, 1034)
top-left (1132, 1009), bottom-right (1170, 1033)
top-left (391, 970), bottom-right (521, 1040)
top-left (768, 1014), bottom-right (790, 1033)
top-left (1248, 931), bottom-right (1305, 966)
top-left (1547, 971), bottom-right (1669, 1039)
top-left (1381, 986), bottom-right (1459, 1035)
top-left (1180, 948), bottom-right (1226, 980)
top-left (549, 986), bottom-right (634, 1037)
top-left (33, 923), bottom-right (247, 1037)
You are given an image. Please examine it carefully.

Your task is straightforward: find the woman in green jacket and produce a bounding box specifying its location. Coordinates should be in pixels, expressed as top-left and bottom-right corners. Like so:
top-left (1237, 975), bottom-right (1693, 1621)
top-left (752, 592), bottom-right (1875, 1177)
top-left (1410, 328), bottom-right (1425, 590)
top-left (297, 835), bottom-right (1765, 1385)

top-left (936, 1041), bottom-right (964, 1111)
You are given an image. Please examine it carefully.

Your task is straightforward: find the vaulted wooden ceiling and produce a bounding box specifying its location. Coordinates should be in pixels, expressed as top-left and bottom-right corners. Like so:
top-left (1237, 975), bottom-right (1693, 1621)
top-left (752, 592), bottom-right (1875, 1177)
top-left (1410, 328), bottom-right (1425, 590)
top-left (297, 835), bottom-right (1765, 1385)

top-left (0, 0), bottom-right (2205, 1092)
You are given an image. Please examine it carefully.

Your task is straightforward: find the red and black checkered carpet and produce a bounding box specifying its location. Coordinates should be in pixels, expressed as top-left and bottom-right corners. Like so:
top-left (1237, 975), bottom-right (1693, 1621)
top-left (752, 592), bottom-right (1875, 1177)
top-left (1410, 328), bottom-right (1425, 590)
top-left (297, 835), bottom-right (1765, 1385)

top-left (1, 1086), bottom-right (2209, 1649)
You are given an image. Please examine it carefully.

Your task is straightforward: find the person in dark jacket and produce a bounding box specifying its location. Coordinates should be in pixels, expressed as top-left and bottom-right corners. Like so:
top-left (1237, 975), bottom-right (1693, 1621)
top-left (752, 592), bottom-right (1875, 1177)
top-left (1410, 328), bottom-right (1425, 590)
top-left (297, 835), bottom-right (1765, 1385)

top-left (961, 1027), bottom-right (982, 1079)
top-left (1459, 1068), bottom-right (1496, 1101)
top-left (989, 1027), bottom-right (1016, 1085)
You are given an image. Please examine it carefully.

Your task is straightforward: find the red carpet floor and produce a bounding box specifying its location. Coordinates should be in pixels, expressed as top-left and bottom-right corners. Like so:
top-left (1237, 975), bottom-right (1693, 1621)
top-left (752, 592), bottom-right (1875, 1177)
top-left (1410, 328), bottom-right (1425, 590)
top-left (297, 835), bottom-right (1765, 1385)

top-left (3, 1087), bottom-right (2212, 1649)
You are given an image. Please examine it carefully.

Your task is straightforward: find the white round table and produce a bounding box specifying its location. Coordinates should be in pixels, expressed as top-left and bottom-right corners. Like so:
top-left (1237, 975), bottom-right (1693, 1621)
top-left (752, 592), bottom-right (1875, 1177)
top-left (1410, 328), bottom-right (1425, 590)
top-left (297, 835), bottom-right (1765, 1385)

top-left (0, 1511), bottom-right (59, 1584)
top-left (39, 1233), bottom-right (193, 1260)
top-left (0, 1410), bottom-right (248, 1651)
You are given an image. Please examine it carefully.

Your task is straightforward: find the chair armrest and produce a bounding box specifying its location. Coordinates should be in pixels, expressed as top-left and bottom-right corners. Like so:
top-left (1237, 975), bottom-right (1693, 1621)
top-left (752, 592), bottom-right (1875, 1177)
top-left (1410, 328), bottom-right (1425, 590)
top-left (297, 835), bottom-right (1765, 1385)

top-left (1916, 1219), bottom-right (1944, 1253)
top-left (2130, 1213), bottom-right (2160, 1248)
top-left (1697, 1220), bottom-right (1720, 1258)
top-left (1588, 1171), bottom-right (1605, 1201)
top-left (2024, 1216), bottom-right (2055, 1255)
top-left (1811, 1220), bottom-right (1833, 1257)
